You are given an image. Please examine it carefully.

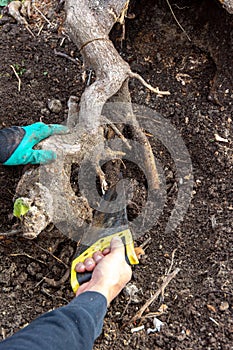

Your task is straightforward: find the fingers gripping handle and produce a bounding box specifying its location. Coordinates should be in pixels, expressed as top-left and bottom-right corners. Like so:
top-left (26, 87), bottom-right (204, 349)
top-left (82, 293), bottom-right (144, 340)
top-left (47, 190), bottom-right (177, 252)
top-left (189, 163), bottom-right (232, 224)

top-left (70, 230), bottom-right (139, 294)
top-left (76, 270), bottom-right (93, 286)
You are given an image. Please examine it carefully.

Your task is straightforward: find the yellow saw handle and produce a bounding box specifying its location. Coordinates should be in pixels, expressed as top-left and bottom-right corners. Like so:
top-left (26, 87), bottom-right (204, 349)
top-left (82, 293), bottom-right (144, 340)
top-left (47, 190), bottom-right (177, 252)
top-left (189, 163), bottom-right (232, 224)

top-left (70, 229), bottom-right (139, 294)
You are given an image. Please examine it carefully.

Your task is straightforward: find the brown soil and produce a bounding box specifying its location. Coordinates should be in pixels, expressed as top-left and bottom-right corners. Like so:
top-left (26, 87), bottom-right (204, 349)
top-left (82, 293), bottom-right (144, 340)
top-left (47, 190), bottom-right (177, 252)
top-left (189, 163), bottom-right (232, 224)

top-left (0, 0), bottom-right (232, 349)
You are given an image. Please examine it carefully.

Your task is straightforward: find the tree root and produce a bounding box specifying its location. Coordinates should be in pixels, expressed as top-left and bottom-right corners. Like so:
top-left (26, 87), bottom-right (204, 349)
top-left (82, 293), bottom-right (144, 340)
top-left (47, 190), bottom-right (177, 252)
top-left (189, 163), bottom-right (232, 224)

top-left (44, 268), bottom-right (70, 287)
top-left (14, 0), bottom-right (169, 239)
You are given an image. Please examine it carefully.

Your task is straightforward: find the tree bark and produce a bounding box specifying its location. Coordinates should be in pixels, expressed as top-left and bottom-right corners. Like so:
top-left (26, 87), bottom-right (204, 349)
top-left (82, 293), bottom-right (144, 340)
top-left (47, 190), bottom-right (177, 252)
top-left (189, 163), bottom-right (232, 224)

top-left (14, 0), bottom-right (167, 239)
top-left (66, 0), bottom-right (132, 130)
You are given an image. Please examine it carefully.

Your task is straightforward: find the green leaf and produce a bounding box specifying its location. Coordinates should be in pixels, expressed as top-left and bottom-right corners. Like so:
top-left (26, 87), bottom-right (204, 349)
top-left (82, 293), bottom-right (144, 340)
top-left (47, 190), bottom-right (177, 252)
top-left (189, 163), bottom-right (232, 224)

top-left (13, 198), bottom-right (30, 219)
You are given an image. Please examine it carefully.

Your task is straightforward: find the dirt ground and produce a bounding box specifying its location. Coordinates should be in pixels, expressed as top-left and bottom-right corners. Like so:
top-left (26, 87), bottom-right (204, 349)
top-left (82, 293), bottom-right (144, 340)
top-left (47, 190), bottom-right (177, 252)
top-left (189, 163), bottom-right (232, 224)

top-left (0, 0), bottom-right (232, 349)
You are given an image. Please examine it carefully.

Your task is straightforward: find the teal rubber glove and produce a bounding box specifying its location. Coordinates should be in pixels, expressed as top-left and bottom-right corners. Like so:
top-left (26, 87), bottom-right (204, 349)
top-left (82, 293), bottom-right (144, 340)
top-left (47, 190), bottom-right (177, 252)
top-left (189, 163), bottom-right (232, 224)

top-left (1, 122), bottom-right (68, 166)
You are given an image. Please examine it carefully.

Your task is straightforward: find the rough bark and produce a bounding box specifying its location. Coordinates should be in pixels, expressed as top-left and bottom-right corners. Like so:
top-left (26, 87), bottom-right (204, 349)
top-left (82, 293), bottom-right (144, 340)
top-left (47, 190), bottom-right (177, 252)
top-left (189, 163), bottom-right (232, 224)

top-left (14, 0), bottom-right (166, 239)
top-left (219, 0), bottom-right (233, 14)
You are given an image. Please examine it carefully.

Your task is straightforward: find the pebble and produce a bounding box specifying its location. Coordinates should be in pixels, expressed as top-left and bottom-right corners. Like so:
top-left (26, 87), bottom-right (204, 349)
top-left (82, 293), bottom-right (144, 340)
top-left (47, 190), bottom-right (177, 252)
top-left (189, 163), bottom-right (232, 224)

top-left (209, 336), bottom-right (216, 344)
top-left (219, 301), bottom-right (229, 311)
top-left (124, 283), bottom-right (140, 303)
top-left (48, 99), bottom-right (62, 113)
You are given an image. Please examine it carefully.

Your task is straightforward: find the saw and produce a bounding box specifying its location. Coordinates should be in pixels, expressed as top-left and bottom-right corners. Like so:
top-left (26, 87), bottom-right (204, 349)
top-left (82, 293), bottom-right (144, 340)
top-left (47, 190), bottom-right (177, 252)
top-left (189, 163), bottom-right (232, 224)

top-left (70, 183), bottom-right (139, 293)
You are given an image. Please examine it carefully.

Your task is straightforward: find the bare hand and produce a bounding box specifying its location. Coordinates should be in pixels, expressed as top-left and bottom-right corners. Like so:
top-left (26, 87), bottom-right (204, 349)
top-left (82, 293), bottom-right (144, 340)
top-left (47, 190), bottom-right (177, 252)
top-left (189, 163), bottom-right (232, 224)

top-left (75, 237), bottom-right (132, 304)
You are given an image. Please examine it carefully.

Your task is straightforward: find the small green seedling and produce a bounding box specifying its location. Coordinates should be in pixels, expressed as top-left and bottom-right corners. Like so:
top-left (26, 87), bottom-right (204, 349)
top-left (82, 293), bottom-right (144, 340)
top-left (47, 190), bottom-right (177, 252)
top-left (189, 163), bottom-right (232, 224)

top-left (13, 198), bottom-right (30, 219)
top-left (13, 63), bottom-right (26, 76)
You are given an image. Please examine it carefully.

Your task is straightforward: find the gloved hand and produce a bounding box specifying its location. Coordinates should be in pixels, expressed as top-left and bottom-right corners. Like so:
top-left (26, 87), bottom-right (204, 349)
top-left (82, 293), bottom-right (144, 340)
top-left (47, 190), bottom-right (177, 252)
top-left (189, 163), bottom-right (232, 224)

top-left (0, 122), bottom-right (68, 165)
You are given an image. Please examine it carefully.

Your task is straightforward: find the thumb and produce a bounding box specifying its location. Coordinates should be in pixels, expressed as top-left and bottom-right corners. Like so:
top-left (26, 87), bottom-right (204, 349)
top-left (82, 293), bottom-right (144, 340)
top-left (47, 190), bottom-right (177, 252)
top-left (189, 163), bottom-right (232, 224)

top-left (110, 236), bottom-right (125, 256)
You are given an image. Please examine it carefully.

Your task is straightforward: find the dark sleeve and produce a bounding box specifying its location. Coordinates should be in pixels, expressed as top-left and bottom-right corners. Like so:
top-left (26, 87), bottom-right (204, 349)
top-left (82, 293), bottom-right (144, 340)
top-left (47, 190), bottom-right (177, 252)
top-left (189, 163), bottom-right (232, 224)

top-left (0, 127), bottom-right (25, 163)
top-left (0, 291), bottom-right (107, 350)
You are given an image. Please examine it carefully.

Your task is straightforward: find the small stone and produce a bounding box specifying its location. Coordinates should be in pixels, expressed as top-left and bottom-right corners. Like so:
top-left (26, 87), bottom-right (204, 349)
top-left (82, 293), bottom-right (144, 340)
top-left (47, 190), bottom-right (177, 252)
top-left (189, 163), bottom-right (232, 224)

top-left (209, 336), bottom-right (216, 344)
top-left (48, 99), bottom-right (62, 113)
top-left (219, 301), bottom-right (229, 311)
top-left (177, 333), bottom-right (186, 341)
top-left (124, 283), bottom-right (140, 303)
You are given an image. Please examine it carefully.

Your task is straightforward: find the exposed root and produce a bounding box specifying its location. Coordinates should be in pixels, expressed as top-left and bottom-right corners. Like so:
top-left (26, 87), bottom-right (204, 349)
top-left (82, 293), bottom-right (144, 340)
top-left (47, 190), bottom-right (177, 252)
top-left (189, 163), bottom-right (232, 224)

top-left (14, 0), bottom-right (168, 239)
top-left (129, 72), bottom-right (171, 96)
top-left (54, 48), bottom-right (79, 65)
top-left (7, 0), bottom-right (35, 37)
top-left (165, 0), bottom-right (191, 41)
top-left (8, 1), bottom-right (28, 25)
top-left (0, 229), bottom-right (22, 237)
top-left (94, 147), bottom-right (126, 193)
top-left (130, 122), bottom-right (160, 190)
top-left (44, 268), bottom-right (70, 287)
top-left (33, 242), bottom-right (69, 268)
top-left (10, 253), bottom-right (47, 265)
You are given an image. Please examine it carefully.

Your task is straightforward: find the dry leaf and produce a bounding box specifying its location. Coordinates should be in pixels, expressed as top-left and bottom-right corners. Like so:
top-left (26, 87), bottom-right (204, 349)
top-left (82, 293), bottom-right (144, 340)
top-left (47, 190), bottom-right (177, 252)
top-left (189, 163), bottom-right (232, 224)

top-left (134, 246), bottom-right (145, 259)
top-left (158, 304), bottom-right (168, 313)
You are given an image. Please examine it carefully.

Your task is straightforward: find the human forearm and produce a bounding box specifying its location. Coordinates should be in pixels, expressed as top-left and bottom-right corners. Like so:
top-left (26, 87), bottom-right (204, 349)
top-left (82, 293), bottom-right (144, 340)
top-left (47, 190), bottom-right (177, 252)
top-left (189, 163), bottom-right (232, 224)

top-left (0, 292), bottom-right (107, 350)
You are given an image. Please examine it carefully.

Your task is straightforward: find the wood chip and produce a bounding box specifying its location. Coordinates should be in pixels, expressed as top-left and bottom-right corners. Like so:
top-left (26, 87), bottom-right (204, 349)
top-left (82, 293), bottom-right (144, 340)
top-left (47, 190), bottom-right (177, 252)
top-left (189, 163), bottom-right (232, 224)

top-left (214, 133), bottom-right (228, 142)
top-left (207, 304), bottom-right (217, 313)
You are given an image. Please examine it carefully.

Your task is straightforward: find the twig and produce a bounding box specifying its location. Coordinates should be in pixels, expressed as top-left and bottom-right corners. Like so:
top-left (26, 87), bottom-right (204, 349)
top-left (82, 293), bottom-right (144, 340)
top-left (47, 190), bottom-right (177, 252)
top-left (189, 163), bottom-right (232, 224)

top-left (160, 249), bottom-right (177, 302)
top-left (0, 229), bottom-right (22, 237)
top-left (121, 293), bottom-right (133, 319)
top-left (54, 49), bottom-right (79, 65)
top-left (10, 253), bottom-right (47, 265)
top-left (141, 312), bottom-right (162, 320)
top-left (140, 236), bottom-right (152, 249)
top-left (165, 0), bottom-right (191, 42)
top-left (33, 242), bottom-right (69, 268)
top-left (34, 274), bottom-right (49, 288)
top-left (129, 72), bottom-right (170, 96)
top-left (37, 23), bottom-right (45, 36)
top-left (131, 268), bottom-right (180, 322)
top-left (25, 25), bottom-right (35, 38)
top-left (10, 65), bottom-right (21, 92)
top-left (32, 4), bottom-right (53, 26)
top-left (209, 317), bottom-right (219, 326)
top-left (166, 248), bottom-right (177, 275)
